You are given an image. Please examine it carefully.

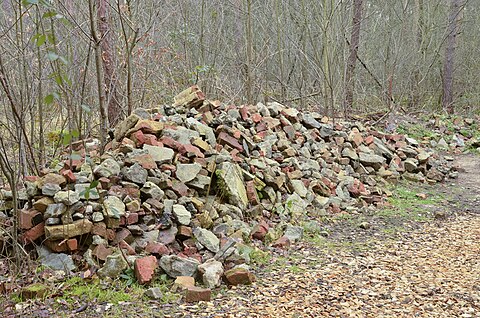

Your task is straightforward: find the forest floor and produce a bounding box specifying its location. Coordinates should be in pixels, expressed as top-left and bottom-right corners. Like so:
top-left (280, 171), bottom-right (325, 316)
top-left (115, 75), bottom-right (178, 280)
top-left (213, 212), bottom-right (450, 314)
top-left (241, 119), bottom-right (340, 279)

top-left (3, 155), bottom-right (480, 318)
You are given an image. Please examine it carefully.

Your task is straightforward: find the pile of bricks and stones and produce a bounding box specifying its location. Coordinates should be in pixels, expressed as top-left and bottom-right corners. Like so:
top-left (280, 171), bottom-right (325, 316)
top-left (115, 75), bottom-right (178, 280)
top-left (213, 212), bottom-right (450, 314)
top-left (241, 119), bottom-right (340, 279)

top-left (0, 86), bottom-right (456, 302)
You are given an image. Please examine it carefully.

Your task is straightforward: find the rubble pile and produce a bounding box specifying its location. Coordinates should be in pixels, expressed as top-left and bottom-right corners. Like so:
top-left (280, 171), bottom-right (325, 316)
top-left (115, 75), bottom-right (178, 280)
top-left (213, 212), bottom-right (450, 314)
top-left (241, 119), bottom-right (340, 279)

top-left (0, 86), bottom-right (456, 300)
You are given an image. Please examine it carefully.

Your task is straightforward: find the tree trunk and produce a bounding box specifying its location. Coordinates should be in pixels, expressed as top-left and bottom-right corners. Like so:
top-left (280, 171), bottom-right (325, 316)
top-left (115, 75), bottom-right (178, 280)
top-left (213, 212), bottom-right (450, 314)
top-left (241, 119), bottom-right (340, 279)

top-left (344, 0), bottom-right (363, 114)
top-left (442, 0), bottom-right (462, 114)
top-left (97, 0), bottom-right (121, 127)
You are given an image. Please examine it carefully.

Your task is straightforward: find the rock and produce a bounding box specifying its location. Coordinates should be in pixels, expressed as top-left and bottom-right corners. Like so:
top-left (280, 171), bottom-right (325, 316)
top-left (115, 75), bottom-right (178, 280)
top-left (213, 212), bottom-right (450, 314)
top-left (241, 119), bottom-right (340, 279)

top-left (284, 225), bottom-right (304, 243)
top-left (404, 158), bottom-right (418, 173)
top-left (185, 286), bottom-right (211, 303)
top-left (33, 197), bottom-right (54, 212)
top-left (94, 158), bottom-right (121, 178)
top-left (176, 163), bottom-right (202, 183)
top-left (45, 219), bottom-right (93, 240)
top-left (42, 183), bottom-right (61, 196)
top-left (158, 227), bottom-right (178, 245)
top-left (172, 204), bottom-right (191, 225)
top-left (75, 183), bottom-right (100, 200)
top-left (342, 148), bottom-right (358, 160)
top-left (54, 191), bottom-right (80, 206)
top-left (44, 203), bottom-right (67, 219)
top-left (198, 259), bottom-right (224, 289)
top-left (20, 283), bottom-right (49, 300)
top-left (103, 196), bottom-right (126, 219)
top-left (290, 180), bottom-right (308, 198)
top-left (172, 276), bottom-right (195, 292)
top-left (122, 163), bottom-right (148, 185)
top-left (145, 287), bottom-right (163, 300)
top-left (134, 256), bottom-right (157, 284)
top-left (159, 255), bottom-right (200, 277)
top-left (141, 182), bottom-right (164, 201)
top-left (37, 246), bottom-right (75, 273)
top-left (359, 153), bottom-right (386, 170)
top-left (97, 253), bottom-right (128, 278)
top-left (115, 114), bottom-right (140, 141)
top-left (437, 138), bottom-right (448, 149)
top-left (40, 173), bottom-right (66, 187)
top-left (216, 162), bottom-right (248, 210)
top-left (173, 85), bottom-right (205, 109)
top-left (224, 267), bottom-right (255, 285)
top-left (143, 144), bottom-right (175, 164)
top-left (185, 117), bottom-right (216, 146)
top-left (193, 228), bottom-right (220, 253)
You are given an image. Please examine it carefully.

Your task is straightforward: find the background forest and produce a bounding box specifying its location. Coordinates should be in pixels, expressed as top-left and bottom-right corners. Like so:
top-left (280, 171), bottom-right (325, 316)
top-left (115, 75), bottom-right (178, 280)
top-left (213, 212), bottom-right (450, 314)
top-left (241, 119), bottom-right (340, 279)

top-left (0, 0), bottom-right (475, 178)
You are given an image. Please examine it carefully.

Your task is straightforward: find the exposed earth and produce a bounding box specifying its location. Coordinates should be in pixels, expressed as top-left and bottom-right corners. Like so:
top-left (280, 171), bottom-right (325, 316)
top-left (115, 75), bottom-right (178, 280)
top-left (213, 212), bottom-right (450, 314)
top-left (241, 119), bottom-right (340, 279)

top-left (2, 155), bottom-right (479, 318)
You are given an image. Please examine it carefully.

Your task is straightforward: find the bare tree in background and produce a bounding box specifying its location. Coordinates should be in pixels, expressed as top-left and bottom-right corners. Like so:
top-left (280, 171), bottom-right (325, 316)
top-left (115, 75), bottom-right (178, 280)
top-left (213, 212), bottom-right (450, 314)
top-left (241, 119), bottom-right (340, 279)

top-left (344, 0), bottom-right (363, 114)
top-left (442, 0), bottom-right (464, 113)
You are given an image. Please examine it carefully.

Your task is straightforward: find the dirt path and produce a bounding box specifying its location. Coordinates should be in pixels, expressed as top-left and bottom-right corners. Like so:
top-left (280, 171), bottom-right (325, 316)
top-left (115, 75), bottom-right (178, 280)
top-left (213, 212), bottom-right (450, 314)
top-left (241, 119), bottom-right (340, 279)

top-left (169, 156), bottom-right (480, 318)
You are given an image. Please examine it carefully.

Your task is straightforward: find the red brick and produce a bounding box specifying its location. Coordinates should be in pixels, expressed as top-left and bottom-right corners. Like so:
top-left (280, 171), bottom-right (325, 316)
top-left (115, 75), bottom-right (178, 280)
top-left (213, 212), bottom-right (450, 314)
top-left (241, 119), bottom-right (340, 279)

top-left (171, 181), bottom-right (190, 197)
top-left (131, 130), bottom-right (146, 146)
top-left (18, 209), bottom-right (43, 230)
top-left (126, 212), bottom-right (139, 225)
top-left (66, 238), bottom-right (78, 251)
top-left (92, 244), bottom-right (113, 261)
top-left (272, 236), bottom-right (290, 249)
top-left (245, 181), bottom-right (260, 205)
top-left (134, 256), bottom-right (157, 284)
top-left (143, 134), bottom-right (158, 146)
top-left (185, 286), bottom-right (211, 302)
top-left (224, 267), bottom-right (256, 286)
top-left (61, 169), bottom-right (76, 183)
top-left (145, 242), bottom-right (169, 255)
top-left (21, 222), bottom-right (45, 244)
top-left (178, 144), bottom-right (204, 158)
top-left (119, 240), bottom-right (136, 255)
top-left (217, 131), bottom-right (243, 152)
top-left (159, 137), bottom-right (181, 150)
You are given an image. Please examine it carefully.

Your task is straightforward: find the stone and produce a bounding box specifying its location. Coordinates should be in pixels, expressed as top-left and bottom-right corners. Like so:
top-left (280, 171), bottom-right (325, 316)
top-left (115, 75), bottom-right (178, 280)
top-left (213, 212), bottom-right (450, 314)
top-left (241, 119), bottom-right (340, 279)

top-left (290, 180), bottom-right (308, 198)
top-left (185, 117), bottom-right (216, 146)
top-left (40, 173), bottom-right (66, 187)
top-left (97, 253), bottom-right (128, 278)
top-left (173, 204), bottom-right (192, 226)
top-left (141, 182), bottom-right (164, 201)
top-left (103, 196), bottom-right (126, 219)
top-left (185, 286), bottom-right (211, 303)
top-left (45, 219), bottom-right (93, 240)
top-left (42, 183), bottom-right (61, 196)
top-left (224, 267), bottom-right (255, 285)
top-left (135, 256), bottom-right (158, 284)
top-left (94, 158), bottom-right (121, 178)
top-left (173, 85), bottom-right (205, 108)
top-left (359, 153), bottom-right (386, 170)
top-left (145, 287), bottom-right (163, 300)
top-left (198, 259), bottom-right (224, 289)
top-left (193, 228), bottom-right (220, 253)
top-left (44, 203), bottom-right (67, 219)
top-left (172, 276), bottom-right (195, 292)
top-left (143, 144), bottom-right (175, 164)
top-left (37, 246), bottom-right (75, 273)
top-left (216, 162), bottom-right (248, 211)
top-left (284, 225), bottom-right (304, 243)
top-left (54, 191), bottom-right (80, 206)
top-left (75, 183), bottom-right (100, 200)
top-left (342, 148), bottom-right (358, 161)
top-left (187, 175), bottom-right (211, 191)
top-left (21, 222), bottom-right (45, 244)
top-left (404, 158), bottom-right (419, 173)
top-left (122, 163), bottom-right (148, 185)
top-left (33, 197), bottom-right (54, 213)
top-left (158, 227), bottom-right (178, 245)
top-left (176, 163), bottom-right (202, 183)
top-left (115, 114), bottom-right (140, 141)
top-left (159, 255), bottom-right (200, 277)
top-left (20, 283), bottom-right (49, 300)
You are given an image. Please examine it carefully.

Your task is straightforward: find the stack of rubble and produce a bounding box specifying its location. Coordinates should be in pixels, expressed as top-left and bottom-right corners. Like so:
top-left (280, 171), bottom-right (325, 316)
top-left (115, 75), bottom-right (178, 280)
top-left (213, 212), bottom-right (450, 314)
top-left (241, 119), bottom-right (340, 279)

top-left (0, 86), bottom-right (455, 299)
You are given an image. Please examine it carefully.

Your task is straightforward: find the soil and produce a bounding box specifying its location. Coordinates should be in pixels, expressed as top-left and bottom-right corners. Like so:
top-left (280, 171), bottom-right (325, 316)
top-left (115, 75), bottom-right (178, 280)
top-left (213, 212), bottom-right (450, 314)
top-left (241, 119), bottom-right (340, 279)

top-left (2, 155), bottom-right (479, 318)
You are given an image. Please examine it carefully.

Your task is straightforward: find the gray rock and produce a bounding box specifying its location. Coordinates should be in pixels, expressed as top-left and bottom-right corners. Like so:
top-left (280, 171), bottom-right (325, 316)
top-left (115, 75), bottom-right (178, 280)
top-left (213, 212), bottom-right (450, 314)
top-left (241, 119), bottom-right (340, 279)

top-left (145, 287), bottom-right (163, 300)
top-left (185, 118), bottom-right (216, 146)
top-left (162, 127), bottom-right (200, 144)
top-left (437, 138), bottom-right (449, 149)
top-left (404, 158), bottom-right (418, 173)
top-left (359, 153), bottom-right (386, 170)
top-left (342, 148), bottom-right (358, 160)
top-left (92, 212), bottom-right (104, 222)
top-left (143, 144), bottom-right (175, 164)
top-left (42, 183), bottom-right (61, 196)
top-left (54, 191), bottom-right (80, 206)
top-left (141, 182), bottom-right (164, 201)
top-left (187, 175), bottom-right (211, 191)
top-left (302, 113), bottom-right (321, 129)
top-left (75, 184), bottom-right (100, 200)
top-left (44, 203), bottom-right (67, 219)
top-left (158, 227), bottom-right (177, 245)
top-left (216, 162), bottom-right (248, 211)
top-left (122, 163), bottom-right (148, 184)
top-left (176, 163), bottom-right (202, 183)
top-left (159, 255), bottom-right (200, 278)
top-left (198, 259), bottom-right (224, 288)
top-left (290, 180), bottom-right (309, 198)
top-left (103, 196), bottom-right (126, 219)
top-left (193, 228), bottom-right (220, 253)
top-left (37, 246), bottom-right (75, 273)
top-left (94, 158), bottom-right (121, 178)
top-left (284, 225), bottom-right (304, 242)
top-left (284, 193), bottom-right (307, 220)
top-left (97, 253), bottom-right (128, 278)
top-left (373, 137), bottom-right (394, 159)
top-left (172, 204), bottom-right (191, 225)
